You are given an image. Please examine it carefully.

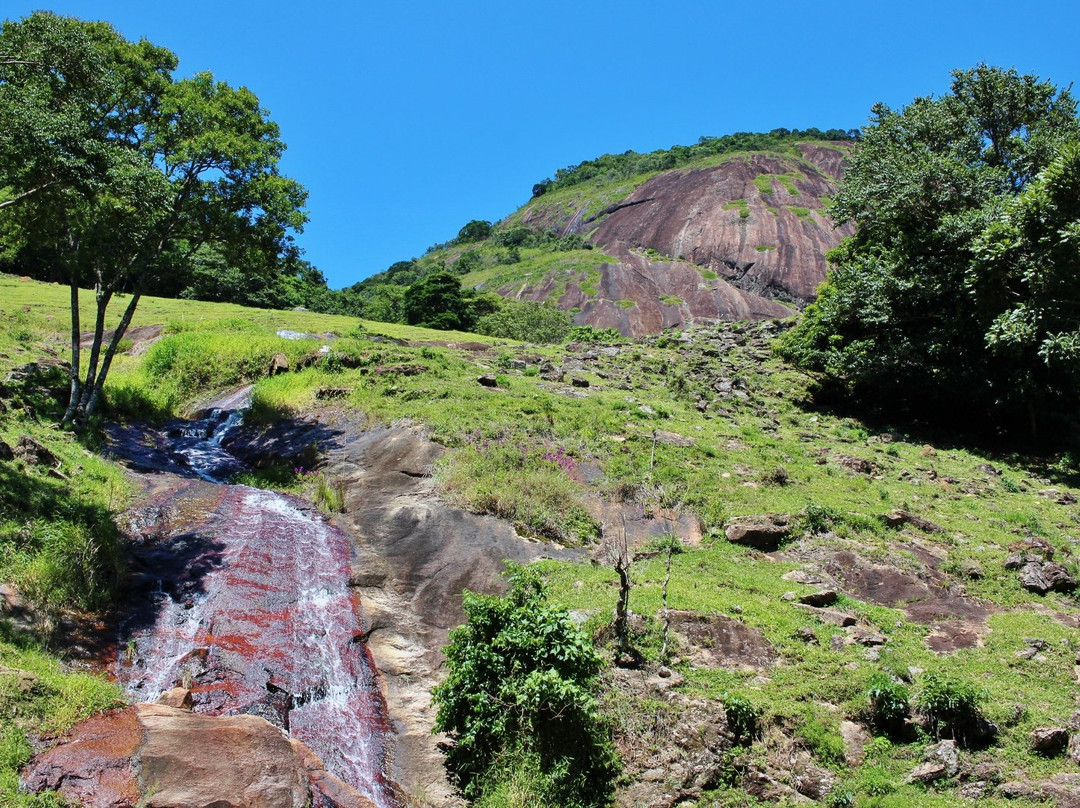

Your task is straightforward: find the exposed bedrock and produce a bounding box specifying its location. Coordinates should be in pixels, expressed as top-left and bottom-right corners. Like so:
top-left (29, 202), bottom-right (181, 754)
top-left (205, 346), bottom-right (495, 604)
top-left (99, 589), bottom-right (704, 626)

top-left (225, 414), bottom-right (583, 805)
top-left (515, 143), bottom-right (855, 335)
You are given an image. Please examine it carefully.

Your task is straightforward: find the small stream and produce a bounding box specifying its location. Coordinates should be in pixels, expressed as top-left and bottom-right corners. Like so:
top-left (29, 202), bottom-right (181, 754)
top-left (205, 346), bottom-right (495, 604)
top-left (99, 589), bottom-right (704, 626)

top-left (110, 396), bottom-right (397, 807)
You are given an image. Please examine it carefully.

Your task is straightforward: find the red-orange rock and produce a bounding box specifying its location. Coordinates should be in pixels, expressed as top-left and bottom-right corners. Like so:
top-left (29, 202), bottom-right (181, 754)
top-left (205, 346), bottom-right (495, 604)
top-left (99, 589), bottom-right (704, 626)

top-left (21, 703), bottom-right (380, 808)
top-left (21, 707), bottom-right (143, 808)
top-left (511, 143), bottom-right (855, 335)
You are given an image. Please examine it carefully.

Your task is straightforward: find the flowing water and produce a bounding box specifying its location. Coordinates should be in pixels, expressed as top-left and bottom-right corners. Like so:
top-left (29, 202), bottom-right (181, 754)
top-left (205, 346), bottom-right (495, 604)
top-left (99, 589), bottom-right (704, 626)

top-left (111, 399), bottom-right (397, 807)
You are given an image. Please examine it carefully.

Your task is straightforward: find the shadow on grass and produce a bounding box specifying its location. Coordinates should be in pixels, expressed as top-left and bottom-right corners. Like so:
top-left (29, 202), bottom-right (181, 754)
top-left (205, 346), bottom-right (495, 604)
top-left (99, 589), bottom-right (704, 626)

top-left (796, 381), bottom-right (1080, 489)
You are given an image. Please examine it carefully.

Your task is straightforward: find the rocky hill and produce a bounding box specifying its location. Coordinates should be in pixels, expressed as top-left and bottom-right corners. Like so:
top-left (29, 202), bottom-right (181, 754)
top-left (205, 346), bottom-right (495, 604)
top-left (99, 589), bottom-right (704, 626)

top-left (468, 142), bottom-right (854, 334)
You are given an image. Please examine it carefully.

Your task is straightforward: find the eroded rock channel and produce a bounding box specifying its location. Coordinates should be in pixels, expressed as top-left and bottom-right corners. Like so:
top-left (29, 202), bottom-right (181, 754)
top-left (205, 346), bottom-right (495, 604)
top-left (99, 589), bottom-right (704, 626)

top-left (27, 392), bottom-right (576, 807)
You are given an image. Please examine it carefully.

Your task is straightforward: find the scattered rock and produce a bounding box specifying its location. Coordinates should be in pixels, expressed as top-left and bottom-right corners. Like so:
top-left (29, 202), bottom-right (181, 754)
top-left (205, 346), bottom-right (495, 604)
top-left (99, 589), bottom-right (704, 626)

top-left (156, 687), bottom-right (194, 710)
top-left (669, 611), bottom-right (777, 671)
top-left (14, 435), bottom-right (58, 467)
top-left (1019, 562), bottom-right (1077, 594)
top-left (835, 454), bottom-right (877, 474)
top-left (1040, 489), bottom-right (1078, 505)
top-left (0, 665), bottom-right (40, 695)
top-left (909, 760), bottom-right (949, 784)
top-left (999, 781), bottom-right (1038, 800)
top-left (0, 438), bottom-right (12, 462)
top-left (570, 376), bottom-right (590, 388)
top-left (883, 509), bottom-right (945, 533)
top-left (798, 590), bottom-right (838, 608)
top-left (1069, 733), bottom-right (1080, 765)
top-left (724, 514), bottom-right (791, 551)
top-left (477, 375), bottom-right (498, 388)
top-left (795, 627), bottom-right (819, 644)
top-left (1030, 727), bottom-right (1069, 756)
top-left (853, 631), bottom-right (887, 647)
top-left (269, 352), bottom-right (290, 375)
top-left (654, 429), bottom-right (695, 447)
top-left (315, 387), bottom-right (351, 400)
top-left (909, 740), bottom-right (959, 783)
top-left (795, 605), bottom-right (857, 627)
top-left (958, 559), bottom-right (984, 580)
top-left (839, 720), bottom-right (870, 766)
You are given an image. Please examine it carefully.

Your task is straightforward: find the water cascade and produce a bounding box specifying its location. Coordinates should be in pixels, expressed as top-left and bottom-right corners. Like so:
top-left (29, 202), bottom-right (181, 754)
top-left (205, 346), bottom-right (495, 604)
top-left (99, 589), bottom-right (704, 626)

top-left (111, 399), bottom-right (398, 807)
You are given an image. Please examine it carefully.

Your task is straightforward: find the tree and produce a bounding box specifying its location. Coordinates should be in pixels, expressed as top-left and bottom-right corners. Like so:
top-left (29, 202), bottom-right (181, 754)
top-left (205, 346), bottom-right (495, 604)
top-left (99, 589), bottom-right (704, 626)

top-left (780, 65), bottom-right (1080, 433)
top-left (455, 219), bottom-right (493, 243)
top-left (0, 12), bottom-right (306, 427)
top-left (432, 564), bottom-right (619, 807)
top-left (402, 270), bottom-right (470, 330)
top-left (473, 299), bottom-right (571, 343)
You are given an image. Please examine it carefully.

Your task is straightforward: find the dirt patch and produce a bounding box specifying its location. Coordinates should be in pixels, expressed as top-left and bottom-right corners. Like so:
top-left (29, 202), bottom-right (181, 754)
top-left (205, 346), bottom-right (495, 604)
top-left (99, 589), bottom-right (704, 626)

top-left (79, 324), bottom-right (164, 355)
top-left (926, 623), bottom-right (982, 653)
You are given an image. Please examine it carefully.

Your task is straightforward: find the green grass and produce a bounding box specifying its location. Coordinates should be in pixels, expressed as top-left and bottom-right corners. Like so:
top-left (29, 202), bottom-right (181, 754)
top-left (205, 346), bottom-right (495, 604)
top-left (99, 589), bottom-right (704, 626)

top-left (459, 248), bottom-right (614, 304)
top-left (722, 199), bottom-right (750, 219)
top-left (754, 245), bottom-right (777, 252)
top-left (660, 295), bottom-right (684, 306)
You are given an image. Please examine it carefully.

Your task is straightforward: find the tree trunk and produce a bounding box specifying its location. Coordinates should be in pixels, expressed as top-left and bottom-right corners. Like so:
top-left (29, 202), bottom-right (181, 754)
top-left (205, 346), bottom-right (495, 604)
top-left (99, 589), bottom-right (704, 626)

top-left (78, 287), bottom-right (142, 426)
top-left (71, 285), bottom-right (111, 423)
top-left (61, 276), bottom-right (82, 426)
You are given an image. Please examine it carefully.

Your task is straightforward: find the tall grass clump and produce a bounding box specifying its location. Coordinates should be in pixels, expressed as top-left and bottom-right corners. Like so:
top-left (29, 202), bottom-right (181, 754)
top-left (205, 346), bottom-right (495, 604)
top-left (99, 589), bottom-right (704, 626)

top-left (437, 440), bottom-right (600, 544)
top-left (112, 329), bottom-right (319, 416)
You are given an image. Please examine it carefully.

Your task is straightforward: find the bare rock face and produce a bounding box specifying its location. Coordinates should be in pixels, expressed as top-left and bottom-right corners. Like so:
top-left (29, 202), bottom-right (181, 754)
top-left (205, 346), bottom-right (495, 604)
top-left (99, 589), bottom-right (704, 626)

top-left (725, 514), bottom-right (791, 551)
top-left (23, 703), bottom-right (375, 808)
top-left (668, 610), bottom-right (777, 671)
top-left (512, 144), bottom-right (855, 335)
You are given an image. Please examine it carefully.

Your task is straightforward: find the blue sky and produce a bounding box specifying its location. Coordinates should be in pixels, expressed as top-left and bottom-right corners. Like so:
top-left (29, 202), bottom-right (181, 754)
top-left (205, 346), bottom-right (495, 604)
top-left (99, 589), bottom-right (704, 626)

top-left (15, 1), bottom-right (1080, 288)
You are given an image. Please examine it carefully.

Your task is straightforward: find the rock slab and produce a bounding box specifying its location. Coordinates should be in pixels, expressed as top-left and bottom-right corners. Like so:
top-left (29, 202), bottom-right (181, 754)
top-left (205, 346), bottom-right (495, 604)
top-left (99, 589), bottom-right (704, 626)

top-left (23, 703), bottom-right (376, 808)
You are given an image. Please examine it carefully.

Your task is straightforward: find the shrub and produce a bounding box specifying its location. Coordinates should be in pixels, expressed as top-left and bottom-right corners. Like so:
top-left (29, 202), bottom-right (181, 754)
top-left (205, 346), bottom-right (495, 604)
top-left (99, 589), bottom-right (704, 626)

top-left (866, 673), bottom-right (910, 734)
top-left (432, 565), bottom-right (619, 807)
top-left (915, 672), bottom-right (990, 744)
top-left (721, 692), bottom-right (759, 744)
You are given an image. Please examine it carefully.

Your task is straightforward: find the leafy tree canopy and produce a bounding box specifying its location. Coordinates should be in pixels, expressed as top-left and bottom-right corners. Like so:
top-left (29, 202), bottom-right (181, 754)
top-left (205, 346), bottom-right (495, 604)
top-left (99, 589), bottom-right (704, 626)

top-left (779, 65), bottom-right (1080, 435)
top-left (432, 564), bottom-right (619, 807)
top-left (0, 12), bottom-right (307, 426)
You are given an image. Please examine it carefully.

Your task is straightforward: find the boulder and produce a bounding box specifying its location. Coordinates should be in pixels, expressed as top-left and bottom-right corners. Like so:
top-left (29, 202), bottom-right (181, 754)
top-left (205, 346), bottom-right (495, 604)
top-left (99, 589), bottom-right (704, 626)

top-left (725, 514), bottom-right (791, 551)
top-left (477, 374), bottom-right (498, 388)
top-left (269, 353), bottom-right (290, 375)
top-left (883, 509), bottom-right (945, 533)
top-left (798, 590), bottom-right (838, 607)
top-left (909, 740), bottom-right (959, 783)
top-left (570, 376), bottom-right (590, 388)
top-left (22, 703), bottom-right (378, 808)
top-left (14, 435), bottom-right (58, 467)
top-left (1020, 562), bottom-right (1077, 594)
top-left (0, 437), bottom-right (13, 462)
top-left (156, 687), bottom-right (194, 710)
top-left (1030, 727), bottom-right (1069, 756)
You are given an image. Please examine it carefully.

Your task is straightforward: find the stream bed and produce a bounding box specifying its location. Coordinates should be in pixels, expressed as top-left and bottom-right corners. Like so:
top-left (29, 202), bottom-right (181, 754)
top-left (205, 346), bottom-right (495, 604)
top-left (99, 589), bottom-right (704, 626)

top-left (107, 396), bottom-right (398, 807)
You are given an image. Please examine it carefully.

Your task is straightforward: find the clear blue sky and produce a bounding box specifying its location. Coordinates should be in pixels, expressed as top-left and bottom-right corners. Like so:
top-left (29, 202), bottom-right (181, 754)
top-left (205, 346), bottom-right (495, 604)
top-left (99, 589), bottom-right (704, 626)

top-left (15, 1), bottom-right (1080, 289)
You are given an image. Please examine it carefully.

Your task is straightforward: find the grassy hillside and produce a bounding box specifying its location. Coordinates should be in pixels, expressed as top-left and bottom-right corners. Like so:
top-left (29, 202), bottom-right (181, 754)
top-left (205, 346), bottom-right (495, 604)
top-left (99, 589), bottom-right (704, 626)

top-left (2, 274), bottom-right (1078, 806)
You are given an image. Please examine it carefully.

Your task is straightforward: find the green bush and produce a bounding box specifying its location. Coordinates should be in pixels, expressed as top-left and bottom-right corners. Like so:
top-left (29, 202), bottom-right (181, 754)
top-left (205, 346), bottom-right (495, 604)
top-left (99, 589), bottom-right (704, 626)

top-left (432, 565), bottom-right (619, 807)
top-left (474, 300), bottom-right (571, 344)
top-left (866, 673), bottom-right (910, 733)
top-left (915, 672), bottom-right (989, 743)
top-left (721, 692), bottom-right (759, 744)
